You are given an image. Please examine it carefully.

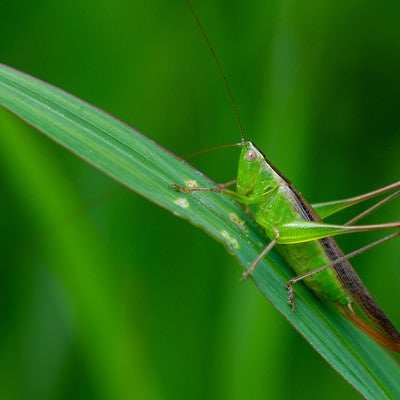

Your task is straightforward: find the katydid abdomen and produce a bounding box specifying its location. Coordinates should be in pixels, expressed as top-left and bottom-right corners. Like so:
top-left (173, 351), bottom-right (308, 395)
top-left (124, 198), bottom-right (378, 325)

top-left (277, 240), bottom-right (350, 305)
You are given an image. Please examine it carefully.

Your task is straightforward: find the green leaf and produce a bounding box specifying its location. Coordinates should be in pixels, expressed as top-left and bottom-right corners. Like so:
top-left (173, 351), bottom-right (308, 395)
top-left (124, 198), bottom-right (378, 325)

top-left (0, 63), bottom-right (399, 399)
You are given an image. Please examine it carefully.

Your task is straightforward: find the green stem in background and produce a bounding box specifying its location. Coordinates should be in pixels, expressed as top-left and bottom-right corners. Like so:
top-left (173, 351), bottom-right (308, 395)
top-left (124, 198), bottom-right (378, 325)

top-left (0, 64), bottom-right (399, 399)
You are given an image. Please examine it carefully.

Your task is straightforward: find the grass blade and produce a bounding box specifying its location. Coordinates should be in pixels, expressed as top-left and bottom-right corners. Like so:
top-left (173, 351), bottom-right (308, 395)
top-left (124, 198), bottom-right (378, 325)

top-left (0, 63), bottom-right (399, 399)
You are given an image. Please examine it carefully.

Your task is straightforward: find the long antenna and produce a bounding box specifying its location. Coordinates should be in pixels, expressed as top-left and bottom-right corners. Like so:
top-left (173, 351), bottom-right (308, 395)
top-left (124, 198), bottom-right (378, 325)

top-left (187, 0), bottom-right (245, 142)
top-left (184, 141), bottom-right (242, 159)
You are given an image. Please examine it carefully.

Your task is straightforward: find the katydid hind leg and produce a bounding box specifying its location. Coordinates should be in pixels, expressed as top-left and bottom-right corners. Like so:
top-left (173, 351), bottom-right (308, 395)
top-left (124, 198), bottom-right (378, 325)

top-left (345, 189), bottom-right (400, 225)
top-left (278, 219), bottom-right (400, 244)
top-left (312, 181), bottom-right (400, 219)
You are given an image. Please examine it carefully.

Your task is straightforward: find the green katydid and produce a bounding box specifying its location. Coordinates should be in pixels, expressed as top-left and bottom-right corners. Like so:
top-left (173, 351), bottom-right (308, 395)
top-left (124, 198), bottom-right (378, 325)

top-left (174, 0), bottom-right (400, 353)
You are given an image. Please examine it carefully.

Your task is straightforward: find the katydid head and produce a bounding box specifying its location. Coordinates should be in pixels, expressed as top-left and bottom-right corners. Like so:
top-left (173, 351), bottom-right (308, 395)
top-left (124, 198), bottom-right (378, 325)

top-left (236, 141), bottom-right (279, 197)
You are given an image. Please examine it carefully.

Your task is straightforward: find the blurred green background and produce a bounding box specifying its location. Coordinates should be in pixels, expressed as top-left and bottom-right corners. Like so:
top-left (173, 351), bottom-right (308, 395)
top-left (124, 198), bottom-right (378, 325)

top-left (1, 0), bottom-right (399, 399)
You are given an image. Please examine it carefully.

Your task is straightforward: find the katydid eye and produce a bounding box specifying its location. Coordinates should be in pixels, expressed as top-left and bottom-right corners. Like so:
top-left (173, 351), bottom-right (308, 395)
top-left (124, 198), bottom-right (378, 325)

top-left (245, 149), bottom-right (258, 161)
